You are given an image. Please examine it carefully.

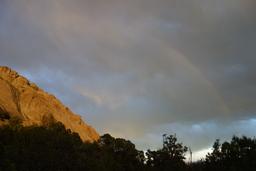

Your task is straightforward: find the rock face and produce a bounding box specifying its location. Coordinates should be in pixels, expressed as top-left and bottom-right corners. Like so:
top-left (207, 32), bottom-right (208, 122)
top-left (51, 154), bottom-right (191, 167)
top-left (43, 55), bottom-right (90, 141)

top-left (0, 66), bottom-right (99, 142)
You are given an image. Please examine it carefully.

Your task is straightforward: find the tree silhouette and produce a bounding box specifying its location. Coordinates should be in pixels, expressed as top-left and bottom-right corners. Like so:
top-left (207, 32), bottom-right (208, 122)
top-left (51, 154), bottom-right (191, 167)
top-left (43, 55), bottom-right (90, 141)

top-left (146, 134), bottom-right (188, 171)
top-left (205, 136), bottom-right (256, 171)
top-left (98, 134), bottom-right (146, 171)
top-left (1, 118), bottom-right (256, 171)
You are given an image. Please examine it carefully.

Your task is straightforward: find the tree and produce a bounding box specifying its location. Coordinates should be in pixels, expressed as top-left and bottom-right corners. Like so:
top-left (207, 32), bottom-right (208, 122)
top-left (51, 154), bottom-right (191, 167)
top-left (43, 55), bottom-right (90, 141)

top-left (98, 134), bottom-right (146, 171)
top-left (163, 134), bottom-right (188, 161)
top-left (146, 134), bottom-right (188, 171)
top-left (9, 116), bottom-right (22, 130)
top-left (0, 112), bottom-right (10, 121)
top-left (41, 114), bottom-right (56, 127)
top-left (205, 139), bottom-right (221, 163)
top-left (205, 136), bottom-right (256, 171)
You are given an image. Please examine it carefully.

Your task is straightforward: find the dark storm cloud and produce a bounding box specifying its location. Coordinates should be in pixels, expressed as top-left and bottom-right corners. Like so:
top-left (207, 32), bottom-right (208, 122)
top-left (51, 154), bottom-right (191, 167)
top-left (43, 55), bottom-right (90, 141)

top-left (1, 0), bottom-right (256, 153)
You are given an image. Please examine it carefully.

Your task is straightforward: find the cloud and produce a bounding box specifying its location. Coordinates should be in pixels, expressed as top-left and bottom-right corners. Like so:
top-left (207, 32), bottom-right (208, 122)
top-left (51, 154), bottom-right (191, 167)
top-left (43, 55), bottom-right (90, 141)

top-left (1, 0), bottom-right (256, 153)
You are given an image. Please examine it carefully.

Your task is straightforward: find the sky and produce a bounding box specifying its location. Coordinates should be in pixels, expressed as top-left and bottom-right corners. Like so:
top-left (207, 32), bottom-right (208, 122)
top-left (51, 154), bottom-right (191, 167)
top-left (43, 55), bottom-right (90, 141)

top-left (1, 0), bottom-right (256, 160)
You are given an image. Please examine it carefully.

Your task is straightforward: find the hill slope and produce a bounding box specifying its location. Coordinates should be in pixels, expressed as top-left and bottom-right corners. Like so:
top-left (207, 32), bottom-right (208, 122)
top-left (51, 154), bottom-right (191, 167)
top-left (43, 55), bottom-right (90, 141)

top-left (0, 66), bottom-right (99, 142)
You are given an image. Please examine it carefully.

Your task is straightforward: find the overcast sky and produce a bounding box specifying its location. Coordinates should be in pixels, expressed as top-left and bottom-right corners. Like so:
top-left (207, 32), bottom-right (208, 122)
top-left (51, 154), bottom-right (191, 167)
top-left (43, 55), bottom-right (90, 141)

top-left (1, 0), bottom-right (256, 160)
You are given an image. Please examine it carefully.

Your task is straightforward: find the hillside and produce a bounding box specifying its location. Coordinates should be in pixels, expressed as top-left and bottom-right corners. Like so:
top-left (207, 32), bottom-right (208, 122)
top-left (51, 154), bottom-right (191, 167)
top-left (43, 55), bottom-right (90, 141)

top-left (0, 66), bottom-right (99, 142)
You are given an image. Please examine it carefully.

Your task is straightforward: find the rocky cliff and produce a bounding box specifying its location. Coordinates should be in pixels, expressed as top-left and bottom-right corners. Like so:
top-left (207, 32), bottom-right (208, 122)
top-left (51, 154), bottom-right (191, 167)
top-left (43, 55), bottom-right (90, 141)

top-left (0, 66), bottom-right (99, 142)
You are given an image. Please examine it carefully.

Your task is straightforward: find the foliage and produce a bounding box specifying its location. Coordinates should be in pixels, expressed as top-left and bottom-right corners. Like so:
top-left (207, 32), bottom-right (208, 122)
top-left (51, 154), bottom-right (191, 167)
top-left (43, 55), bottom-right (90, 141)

top-left (0, 112), bottom-right (10, 121)
top-left (8, 116), bottom-right (23, 129)
top-left (146, 134), bottom-right (188, 171)
top-left (41, 113), bottom-right (56, 127)
top-left (0, 121), bottom-right (83, 171)
top-left (96, 134), bottom-right (146, 171)
top-left (205, 136), bottom-right (256, 171)
top-left (0, 118), bottom-right (256, 171)
top-left (0, 120), bottom-right (146, 171)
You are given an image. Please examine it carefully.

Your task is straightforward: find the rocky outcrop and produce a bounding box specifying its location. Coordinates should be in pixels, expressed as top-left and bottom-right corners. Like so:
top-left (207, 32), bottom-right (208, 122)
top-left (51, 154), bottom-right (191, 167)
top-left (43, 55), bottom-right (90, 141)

top-left (0, 66), bottom-right (99, 142)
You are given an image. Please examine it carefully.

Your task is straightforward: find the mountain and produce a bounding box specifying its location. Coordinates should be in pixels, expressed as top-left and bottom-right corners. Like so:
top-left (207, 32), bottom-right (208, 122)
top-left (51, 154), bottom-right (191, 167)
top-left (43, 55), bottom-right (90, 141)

top-left (0, 66), bottom-right (99, 142)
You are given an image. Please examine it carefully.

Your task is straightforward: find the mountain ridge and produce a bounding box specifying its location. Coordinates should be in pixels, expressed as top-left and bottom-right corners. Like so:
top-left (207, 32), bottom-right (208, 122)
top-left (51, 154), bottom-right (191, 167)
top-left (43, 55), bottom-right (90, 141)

top-left (0, 66), bottom-right (99, 142)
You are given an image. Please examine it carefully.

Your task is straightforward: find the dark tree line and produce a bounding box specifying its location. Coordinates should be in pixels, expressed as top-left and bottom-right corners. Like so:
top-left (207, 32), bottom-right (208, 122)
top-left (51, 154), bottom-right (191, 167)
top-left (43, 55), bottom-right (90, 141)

top-left (146, 134), bottom-right (188, 171)
top-left (203, 136), bottom-right (256, 171)
top-left (0, 114), bottom-right (256, 171)
top-left (0, 115), bottom-right (146, 171)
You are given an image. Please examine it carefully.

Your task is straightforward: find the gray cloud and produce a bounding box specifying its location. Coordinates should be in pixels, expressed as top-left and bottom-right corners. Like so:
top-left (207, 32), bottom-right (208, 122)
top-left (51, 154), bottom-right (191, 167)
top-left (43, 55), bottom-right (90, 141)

top-left (1, 0), bottom-right (256, 155)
